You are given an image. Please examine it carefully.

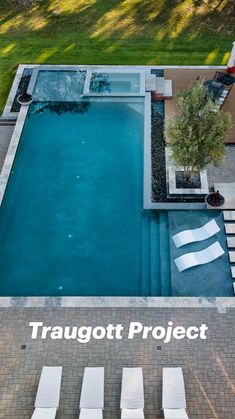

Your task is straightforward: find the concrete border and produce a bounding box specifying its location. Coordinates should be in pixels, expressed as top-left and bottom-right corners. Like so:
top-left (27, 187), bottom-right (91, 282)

top-left (0, 296), bottom-right (234, 309)
top-left (0, 105), bottom-right (29, 206)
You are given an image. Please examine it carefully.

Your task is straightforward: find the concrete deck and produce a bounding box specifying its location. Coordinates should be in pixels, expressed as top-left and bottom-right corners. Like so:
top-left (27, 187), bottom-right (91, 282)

top-left (0, 307), bottom-right (234, 419)
top-left (0, 123), bottom-right (15, 172)
top-left (164, 69), bottom-right (235, 144)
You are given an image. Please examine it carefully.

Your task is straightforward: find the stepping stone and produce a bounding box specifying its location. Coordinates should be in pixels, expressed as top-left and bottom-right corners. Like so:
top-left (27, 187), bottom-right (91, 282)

top-left (227, 237), bottom-right (235, 248)
top-left (229, 251), bottom-right (235, 263)
top-left (223, 211), bottom-right (235, 221)
top-left (225, 223), bottom-right (235, 234)
top-left (145, 75), bottom-right (157, 92)
top-left (231, 266), bottom-right (235, 279)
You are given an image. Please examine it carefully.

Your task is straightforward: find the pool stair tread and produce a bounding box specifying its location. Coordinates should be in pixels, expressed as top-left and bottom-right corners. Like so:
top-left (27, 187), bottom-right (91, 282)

top-left (223, 210), bottom-right (235, 221)
top-left (229, 251), bottom-right (235, 263)
top-left (225, 223), bottom-right (235, 234)
top-left (150, 216), bottom-right (161, 296)
top-left (141, 215), bottom-right (151, 296)
top-left (231, 266), bottom-right (235, 279)
top-left (158, 211), bottom-right (171, 296)
top-left (233, 282), bottom-right (235, 295)
top-left (227, 237), bottom-right (235, 248)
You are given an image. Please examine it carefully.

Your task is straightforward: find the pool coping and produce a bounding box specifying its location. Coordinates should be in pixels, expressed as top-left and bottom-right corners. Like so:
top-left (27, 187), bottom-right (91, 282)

top-left (0, 296), bottom-right (234, 310)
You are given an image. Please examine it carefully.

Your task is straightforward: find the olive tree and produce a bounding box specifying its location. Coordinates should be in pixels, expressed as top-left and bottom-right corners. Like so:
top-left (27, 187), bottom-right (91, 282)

top-left (165, 79), bottom-right (232, 181)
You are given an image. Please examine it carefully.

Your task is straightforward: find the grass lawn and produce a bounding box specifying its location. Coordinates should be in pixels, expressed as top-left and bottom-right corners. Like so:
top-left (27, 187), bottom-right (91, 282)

top-left (0, 0), bottom-right (235, 113)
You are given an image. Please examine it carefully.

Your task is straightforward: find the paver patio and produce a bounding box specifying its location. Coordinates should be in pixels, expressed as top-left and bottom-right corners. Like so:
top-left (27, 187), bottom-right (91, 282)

top-left (0, 307), bottom-right (234, 419)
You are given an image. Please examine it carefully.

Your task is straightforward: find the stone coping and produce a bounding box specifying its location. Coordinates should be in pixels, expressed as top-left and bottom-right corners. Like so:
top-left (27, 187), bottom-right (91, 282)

top-left (0, 105), bottom-right (28, 206)
top-left (0, 296), bottom-right (234, 309)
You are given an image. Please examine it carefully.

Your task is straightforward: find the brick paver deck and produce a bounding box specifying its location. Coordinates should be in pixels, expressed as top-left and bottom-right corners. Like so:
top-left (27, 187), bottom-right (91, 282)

top-left (0, 308), bottom-right (234, 419)
top-left (207, 145), bottom-right (235, 187)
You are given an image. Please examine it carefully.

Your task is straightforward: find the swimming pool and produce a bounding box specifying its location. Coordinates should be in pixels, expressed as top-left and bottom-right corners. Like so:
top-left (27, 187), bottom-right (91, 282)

top-left (0, 92), bottom-right (170, 296)
top-left (1, 67), bottom-right (231, 298)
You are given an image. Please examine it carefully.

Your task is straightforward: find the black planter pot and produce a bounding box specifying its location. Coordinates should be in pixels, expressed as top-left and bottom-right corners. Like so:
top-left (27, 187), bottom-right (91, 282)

top-left (17, 93), bottom-right (33, 106)
top-left (205, 192), bottom-right (225, 209)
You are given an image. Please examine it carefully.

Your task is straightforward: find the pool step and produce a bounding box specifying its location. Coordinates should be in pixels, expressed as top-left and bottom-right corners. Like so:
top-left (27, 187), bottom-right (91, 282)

top-left (150, 216), bottom-right (161, 296)
top-left (158, 212), bottom-right (171, 296)
top-left (141, 215), bottom-right (151, 296)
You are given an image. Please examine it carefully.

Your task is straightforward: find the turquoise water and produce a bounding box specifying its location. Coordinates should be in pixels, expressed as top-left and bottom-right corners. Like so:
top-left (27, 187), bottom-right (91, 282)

top-left (0, 99), bottom-right (170, 296)
top-left (89, 73), bottom-right (140, 94)
top-left (33, 70), bottom-right (85, 101)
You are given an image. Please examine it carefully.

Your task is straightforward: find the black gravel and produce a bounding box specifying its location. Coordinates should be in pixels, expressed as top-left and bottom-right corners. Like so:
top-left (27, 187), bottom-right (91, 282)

top-left (11, 68), bottom-right (33, 112)
top-left (150, 69), bottom-right (204, 203)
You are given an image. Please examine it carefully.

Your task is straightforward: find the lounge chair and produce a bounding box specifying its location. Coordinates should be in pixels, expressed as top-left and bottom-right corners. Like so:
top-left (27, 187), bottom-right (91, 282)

top-left (172, 219), bottom-right (220, 248)
top-left (120, 368), bottom-right (144, 419)
top-left (162, 368), bottom-right (189, 419)
top-left (79, 367), bottom-right (104, 419)
top-left (31, 366), bottom-right (62, 419)
top-left (174, 241), bottom-right (224, 272)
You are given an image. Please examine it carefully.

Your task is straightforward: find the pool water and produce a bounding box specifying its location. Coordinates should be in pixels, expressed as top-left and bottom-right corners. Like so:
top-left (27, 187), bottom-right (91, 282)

top-left (0, 99), bottom-right (170, 296)
top-left (89, 73), bottom-right (141, 94)
top-left (33, 70), bottom-right (86, 102)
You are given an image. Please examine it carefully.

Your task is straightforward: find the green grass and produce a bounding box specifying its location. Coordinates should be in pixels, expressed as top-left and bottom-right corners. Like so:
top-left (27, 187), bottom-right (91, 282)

top-left (0, 0), bottom-right (235, 112)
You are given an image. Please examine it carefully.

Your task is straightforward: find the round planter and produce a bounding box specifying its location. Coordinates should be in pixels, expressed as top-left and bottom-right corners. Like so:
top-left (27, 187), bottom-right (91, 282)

top-left (17, 93), bottom-right (33, 106)
top-left (205, 192), bottom-right (225, 209)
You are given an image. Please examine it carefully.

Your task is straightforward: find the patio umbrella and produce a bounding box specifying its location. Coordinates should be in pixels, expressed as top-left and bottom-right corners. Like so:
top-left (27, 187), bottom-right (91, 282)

top-left (227, 41), bottom-right (235, 71)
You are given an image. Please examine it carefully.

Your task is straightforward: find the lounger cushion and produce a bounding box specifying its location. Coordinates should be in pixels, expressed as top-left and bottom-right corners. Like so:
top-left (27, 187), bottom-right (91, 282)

top-left (121, 408), bottom-right (144, 418)
top-left (80, 367), bottom-right (104, 409)
top-left (164, 408), bottom-right (189, 419)
top-left (162, 368), bottom-right (186, 409)
top-left (35, 367), bottom-right (62, 408)
top-left (31, 407), bottom-right (57, 419)
top-left (120, 368), bottom-right (144, 409)
top-left (79, 408), bottom-right (103, 419)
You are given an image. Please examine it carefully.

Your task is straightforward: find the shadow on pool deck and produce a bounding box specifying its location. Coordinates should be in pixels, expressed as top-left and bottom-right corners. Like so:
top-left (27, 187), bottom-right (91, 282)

top-left (169, 210), bottom-right (233, 297)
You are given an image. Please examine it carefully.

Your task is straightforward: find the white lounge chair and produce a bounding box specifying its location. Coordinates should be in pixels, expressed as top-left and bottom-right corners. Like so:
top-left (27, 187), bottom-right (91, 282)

top-left (79, 367), bottom-right (104, 419)
top-left (31, 366), bottom-right (62, 419)
top-left (120, 368), bottom-right (144, 419)
top-left (172, 219), bottom-right (220, 248)
top-left (162, 368), bottom-right (189, 419)
top-left (174, 241), bottom-right (224, 272)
